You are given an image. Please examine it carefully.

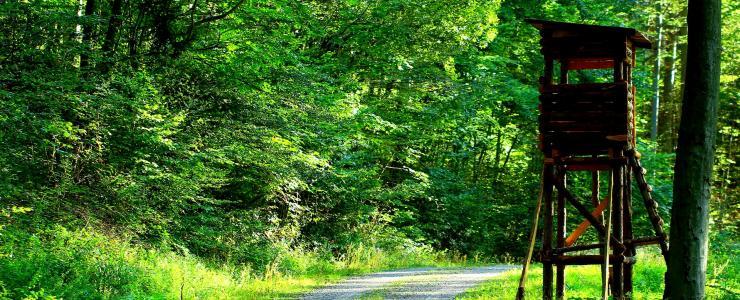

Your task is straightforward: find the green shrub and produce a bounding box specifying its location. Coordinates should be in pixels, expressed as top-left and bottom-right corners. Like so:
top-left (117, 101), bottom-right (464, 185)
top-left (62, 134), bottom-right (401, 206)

top-left (0, 225), bottom-right (462, 299)
top-left (0, 226), bottom-right (152, 299)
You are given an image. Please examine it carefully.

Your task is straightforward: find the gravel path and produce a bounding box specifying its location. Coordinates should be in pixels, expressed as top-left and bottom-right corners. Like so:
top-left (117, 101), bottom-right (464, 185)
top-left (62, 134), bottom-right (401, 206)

top-left (300, 265), bottom-right (514, 300)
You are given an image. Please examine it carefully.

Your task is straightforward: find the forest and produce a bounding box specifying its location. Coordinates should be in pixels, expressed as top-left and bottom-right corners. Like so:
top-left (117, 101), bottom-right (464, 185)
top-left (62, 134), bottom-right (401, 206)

top-left (0, 0), bottom-right (737, 299)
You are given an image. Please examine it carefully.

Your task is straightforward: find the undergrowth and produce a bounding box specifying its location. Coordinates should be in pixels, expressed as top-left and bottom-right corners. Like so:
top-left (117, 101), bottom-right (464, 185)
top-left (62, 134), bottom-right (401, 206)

top-left (0, 225), bottom-right (468, 299)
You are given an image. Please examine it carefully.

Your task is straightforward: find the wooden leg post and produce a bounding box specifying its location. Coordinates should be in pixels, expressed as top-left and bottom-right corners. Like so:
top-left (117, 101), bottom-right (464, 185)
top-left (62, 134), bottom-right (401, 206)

top-left (623, 166), bottom-right (634, 298)
top-left (556, 169), bottom-right (567, 300)
top-left (516, 169), bottom-right (547, 300)
top-left (592, 167), bottom-right (605, 258)
top-left (603, 165), bottom-right (614, 300)
top-left (611, 162), bottom-right (624, 299)
top-left (543, 164), bottom-right (554, 300)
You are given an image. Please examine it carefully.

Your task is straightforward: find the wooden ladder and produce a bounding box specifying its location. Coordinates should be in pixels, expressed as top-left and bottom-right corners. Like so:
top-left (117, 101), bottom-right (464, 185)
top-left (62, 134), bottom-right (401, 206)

top-left (628, 150), bottom-right (670, 260)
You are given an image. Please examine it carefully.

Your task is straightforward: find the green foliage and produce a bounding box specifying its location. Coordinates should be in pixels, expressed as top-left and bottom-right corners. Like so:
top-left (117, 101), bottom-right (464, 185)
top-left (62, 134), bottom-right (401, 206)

top-left (0, 0), bottom-right (738, 297)
top-left (706, 230), bottom-right (740, 298)
top-left (0, 225), bottom-right (467, 299)
top-left (0, 226), bottom-right (148, 299)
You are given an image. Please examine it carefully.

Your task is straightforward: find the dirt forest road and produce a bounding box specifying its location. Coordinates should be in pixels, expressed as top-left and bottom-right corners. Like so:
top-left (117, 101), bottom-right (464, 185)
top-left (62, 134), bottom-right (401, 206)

top-left (300, 265), bottom-right (515, 300)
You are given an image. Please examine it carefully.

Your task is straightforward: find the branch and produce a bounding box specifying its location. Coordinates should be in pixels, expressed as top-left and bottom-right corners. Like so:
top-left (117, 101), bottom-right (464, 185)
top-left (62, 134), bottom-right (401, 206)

top-left (707, 284), bottom-right (739, 297)
top-left (196, 0), bottom-right (246, 26)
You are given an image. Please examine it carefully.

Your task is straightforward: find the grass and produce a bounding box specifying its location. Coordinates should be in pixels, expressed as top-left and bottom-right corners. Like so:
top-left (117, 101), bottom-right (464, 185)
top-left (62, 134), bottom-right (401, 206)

top-left (0, 226), bottom-right (472, 299)
top-left (459, 251), bottom-right (665, 299)
top-left (2, 226), bottom-right (736, 299)
top-left (459, 250), bottom-right (738, 299)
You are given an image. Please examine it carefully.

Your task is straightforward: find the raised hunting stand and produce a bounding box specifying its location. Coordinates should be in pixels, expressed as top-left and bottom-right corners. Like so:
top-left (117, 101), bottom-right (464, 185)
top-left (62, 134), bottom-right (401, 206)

top-left (516, 20), bottom-right (670, 300)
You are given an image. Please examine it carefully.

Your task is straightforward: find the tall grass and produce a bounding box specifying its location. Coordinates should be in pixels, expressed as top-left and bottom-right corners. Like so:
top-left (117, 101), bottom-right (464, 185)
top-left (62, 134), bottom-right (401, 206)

top-left (0, 226), bottom-right (466, 299)
top-left (459, 250), bottom-right (738, 299)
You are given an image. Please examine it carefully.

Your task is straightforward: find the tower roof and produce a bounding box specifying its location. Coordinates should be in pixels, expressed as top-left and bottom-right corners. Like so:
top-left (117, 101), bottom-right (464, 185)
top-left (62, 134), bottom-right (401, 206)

top-left (526, 19), bottom-right (652, 49)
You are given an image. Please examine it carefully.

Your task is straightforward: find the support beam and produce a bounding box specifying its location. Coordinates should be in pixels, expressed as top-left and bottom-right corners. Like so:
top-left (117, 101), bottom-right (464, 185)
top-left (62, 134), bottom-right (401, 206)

top-left (611, 162), bottom-right (625, 298)
top-left (553, 242), bottom-right (604, 255)
top-left (628, 236), bottom-right (664, 247)
top-left (565, 197), bottom-right (608, 247)
top-left (553, 179), bottom-right (623, 249)
top-left (542, 164), bottom-right (555, 300)
top-left (624, 168), bottom-right (635, 295)
top-left (556, 170), bottom-right (567, 299)
top-left (603, 168), bottom-right (614, 300)
top-left (552, 255), bottom-right (636, 266)
top-left (593, 166), bottom-right (605, 260)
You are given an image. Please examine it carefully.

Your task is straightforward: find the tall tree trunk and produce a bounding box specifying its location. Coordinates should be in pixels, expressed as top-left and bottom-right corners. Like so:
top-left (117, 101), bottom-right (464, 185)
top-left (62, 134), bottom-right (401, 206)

top-left (472, 125), bottom-right (491, 184)
top-left (152, 0), bottom-right (175, 54)
top-left (650, 0), bottom-right (663, 143)
top-left (667, 0), bottom-right (721, 298)
top-left (99, 0), bottom-right (123, 74)
top-left (491, 129), bottom-right (503, 190)
top-left (79, 0), bottom-right (96, 71)
top-left (495, 132), bottom-right (519, 184)
top-left (128, 3), bottom-right (145, 69)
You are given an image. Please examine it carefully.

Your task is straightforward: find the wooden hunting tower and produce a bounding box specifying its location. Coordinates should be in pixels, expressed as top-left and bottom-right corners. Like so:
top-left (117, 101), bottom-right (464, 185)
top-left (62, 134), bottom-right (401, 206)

top-left (519, 20), bottom-right (670, 299)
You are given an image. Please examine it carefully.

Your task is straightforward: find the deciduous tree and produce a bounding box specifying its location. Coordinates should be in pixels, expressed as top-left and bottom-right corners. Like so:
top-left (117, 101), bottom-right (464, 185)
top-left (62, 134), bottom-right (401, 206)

top-left (667, 0), bottom-right (721, 298)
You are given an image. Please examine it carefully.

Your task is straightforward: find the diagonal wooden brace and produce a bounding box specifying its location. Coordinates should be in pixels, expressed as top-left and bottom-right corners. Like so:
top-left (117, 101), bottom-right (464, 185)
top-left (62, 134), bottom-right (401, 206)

top-left (553, 180), bottom-right (623, 250)
top-left (565, 197), bottom-right (609, 247)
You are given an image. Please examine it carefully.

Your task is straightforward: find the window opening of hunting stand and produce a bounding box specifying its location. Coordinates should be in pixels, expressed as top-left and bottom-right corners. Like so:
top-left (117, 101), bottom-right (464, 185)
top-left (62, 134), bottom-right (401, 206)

top-left (555, 58), bottom-right (619, 84)
top-left (570, 68), bottom-right (614, 84)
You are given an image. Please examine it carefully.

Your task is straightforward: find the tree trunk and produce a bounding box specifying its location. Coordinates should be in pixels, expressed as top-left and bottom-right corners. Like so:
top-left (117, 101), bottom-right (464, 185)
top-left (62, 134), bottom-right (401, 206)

top-left (491, 129), bottom-right (503, 190)
top-left (99, 0), bottom-right (123, 74)
top-left (667, 0), bottom-right (721, 298)
top-left (128, 3), bottom-right (146, 69)
top-left (495, 132), bottom-right (519, 184)
top-left (650, 0), bottom-right (663, 142)
top-left (79, 0), bottom-right (96, 71)
top-left (472, 124), bottom-right (491, 184)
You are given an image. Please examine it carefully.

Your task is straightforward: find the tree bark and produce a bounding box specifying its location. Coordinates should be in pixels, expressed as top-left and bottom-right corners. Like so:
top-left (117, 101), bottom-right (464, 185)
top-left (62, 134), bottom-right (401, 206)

top-left (498, 132), bottom-right (519, 176)
top-left (472, 125), bottom-right (491, 184)
top-left (99, 0), bottom-right (123, 74)
top-left (667, 0), bottom-right (721, 298)
top-left (491, 129), bottom-right (503, 189)
top-left (128, 3), bottom-right (144, 69)
top-left (79, 0), bottom-right (96, 71)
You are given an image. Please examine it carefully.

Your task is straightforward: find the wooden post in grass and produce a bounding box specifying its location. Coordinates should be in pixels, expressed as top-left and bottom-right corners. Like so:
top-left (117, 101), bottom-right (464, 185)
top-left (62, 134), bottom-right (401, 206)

top-left (603, 170), bottom-right (613, 300)
top-left (516, 170), bottom-right (546, 300)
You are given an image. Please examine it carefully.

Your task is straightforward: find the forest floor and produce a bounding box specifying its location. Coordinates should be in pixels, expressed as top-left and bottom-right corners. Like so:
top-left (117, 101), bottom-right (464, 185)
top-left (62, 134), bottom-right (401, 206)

top-left (300, 265), bottom-right (515, 299)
